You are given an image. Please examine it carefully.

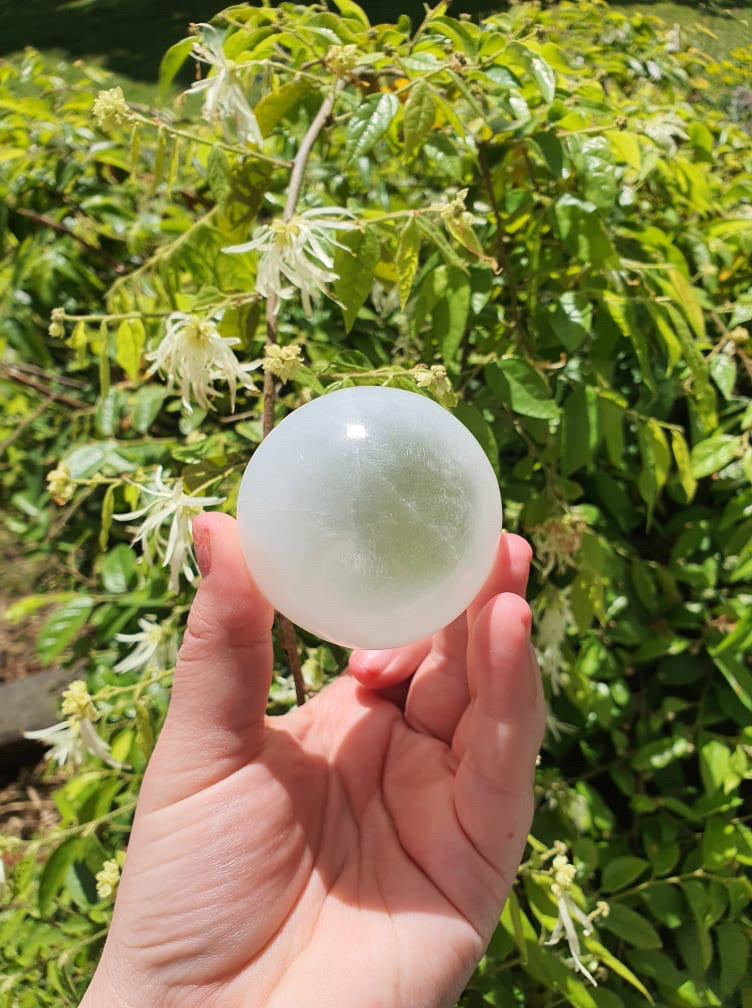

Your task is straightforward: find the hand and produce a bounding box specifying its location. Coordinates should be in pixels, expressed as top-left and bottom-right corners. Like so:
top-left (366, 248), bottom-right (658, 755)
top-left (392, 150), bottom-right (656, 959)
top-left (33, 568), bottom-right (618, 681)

top-left (82, 513), bottom-right (544, 1008)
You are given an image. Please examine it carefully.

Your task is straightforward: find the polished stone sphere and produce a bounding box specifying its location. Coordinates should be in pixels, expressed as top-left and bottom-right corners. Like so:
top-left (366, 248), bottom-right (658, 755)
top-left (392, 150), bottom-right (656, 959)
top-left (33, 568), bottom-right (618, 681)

top-left (236, 386), bottom-right (502, 649)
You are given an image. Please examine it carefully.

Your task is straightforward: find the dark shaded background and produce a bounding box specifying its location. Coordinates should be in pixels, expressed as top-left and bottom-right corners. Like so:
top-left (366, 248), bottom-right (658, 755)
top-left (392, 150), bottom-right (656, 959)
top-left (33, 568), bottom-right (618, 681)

top-left (4, 0), bottom-right (743, 81)
top-left (2, 0), bottom-right (490, 79)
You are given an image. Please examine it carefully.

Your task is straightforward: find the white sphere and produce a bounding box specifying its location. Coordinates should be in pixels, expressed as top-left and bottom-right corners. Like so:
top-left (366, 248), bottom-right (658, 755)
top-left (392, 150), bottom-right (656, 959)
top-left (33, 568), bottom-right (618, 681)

top-left (236, 386), bottom-right (502, 650)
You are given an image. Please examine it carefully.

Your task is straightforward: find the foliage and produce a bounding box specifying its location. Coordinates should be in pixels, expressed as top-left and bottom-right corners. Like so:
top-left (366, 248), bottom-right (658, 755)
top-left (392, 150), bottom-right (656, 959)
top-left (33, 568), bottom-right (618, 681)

top-left (2, 3), bottom-right (752, 1005)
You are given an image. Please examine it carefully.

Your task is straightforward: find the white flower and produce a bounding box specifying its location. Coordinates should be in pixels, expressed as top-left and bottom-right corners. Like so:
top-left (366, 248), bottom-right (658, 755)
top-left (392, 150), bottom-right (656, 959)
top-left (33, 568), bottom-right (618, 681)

top-left (115, 468), bottom-right (224, 592)
top-left (146, 312), bottom-right (259, 414)
top-left (189, 25), bottom-right (263, 146)
top-left (535, 587), bottom-right (573, 694)
top-left (24, 719), bottom-right (122, 769)
top-left (114, 615), bottom-right (176, 675)
top-left (545, 853), bottom-right (598, 986)
top-left (224, 207), bottom-right (359, 317)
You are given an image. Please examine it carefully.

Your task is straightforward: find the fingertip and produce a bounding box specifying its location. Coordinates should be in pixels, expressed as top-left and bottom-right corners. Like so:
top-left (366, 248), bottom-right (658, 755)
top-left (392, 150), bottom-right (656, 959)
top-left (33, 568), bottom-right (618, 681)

top-left (347, 639), bottom-right (432, 688)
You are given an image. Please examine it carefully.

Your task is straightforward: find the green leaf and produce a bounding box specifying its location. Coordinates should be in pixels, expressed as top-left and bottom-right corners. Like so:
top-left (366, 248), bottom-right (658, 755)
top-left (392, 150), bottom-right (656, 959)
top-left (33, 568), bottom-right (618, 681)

top-left (100, 544), bottom-right (137, 595)
top-left (331, 0), bottom-right (370, 27)
top-left (130, 385), bottom-right (166, 433)
top-left (683, 879), bottom-right (714, 971)
top-left (561, 384), bottom-right (594, 476)
top-left (690, 434), bottom-right (740, 478)
top-left (65, 442), bottom-right (108, 479)
top-left (599, 397), bottom-right (624, 468)
top-left (207, 146), bottom-right (231, 205)
top-left (603, 291), bottom-right (655, 391)
top-left (703, 815), bottom-right (737, 869)
top-left (4, 592), bottom-right (75, 624)
top-left (699, 739), bottom-right (731, 795)
top-left (637, 420), bottom-right (670, 522)
top-left (345, 92), bottom-right (399, 161)
top-left (433, 269), bottom-right (470, 364)
top-left (602, 857), bottom-right (649, 893)
top-left (486, 358), bottom-right (559, 420)
top-left (37, 596), bottom-right (94, 663)
top-left (38, 838), bottom-right (83, 915)
top-left (100, 484), bottom-right (115, 551)
top-left (710, 354), bottom-right (737, 400)
top-left (254, 80), bottom-right (308, 138)
top-left (403, 79), bottom-right (435, 158)
top-left (135, 700), bottom-right (155, 759)
top-left (601, 902), bottom-right (662, 949)
top-left (584, 938), bottom-right (654, 1002)
top-left (548, 292), bottom-right (592, 351)
top-left (396, 217), bottom-right (421, 308)
top-left (453, 403), bottom-right (500, 478)
top-left (116, 318), bottom-right (145, 383)
top-left (654, 302), bottom-right (717, 430)
top-left (95, 387), bottom-right (120, 437)
top-left (718, 921), bottom-right (749, 996)
top-left (668, 268), bottom-right (705, 341)
top-left (640, 882), bottom-right (684, 929)
top-left (157, 37), bottom-right (194, 101)
top-left (332, 228), bottom-right (381, 332)
top-left (671, 429), bottom-right (697, 500)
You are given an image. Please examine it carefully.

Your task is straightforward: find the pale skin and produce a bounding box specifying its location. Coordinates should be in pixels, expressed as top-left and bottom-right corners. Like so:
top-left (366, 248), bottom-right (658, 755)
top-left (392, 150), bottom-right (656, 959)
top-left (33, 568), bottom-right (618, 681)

top-left (81, 512), bottom-right (545, 1008)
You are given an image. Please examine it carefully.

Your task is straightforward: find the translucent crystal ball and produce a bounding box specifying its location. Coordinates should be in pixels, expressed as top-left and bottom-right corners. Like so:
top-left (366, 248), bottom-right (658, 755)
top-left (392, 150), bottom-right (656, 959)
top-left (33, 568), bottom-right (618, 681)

top-left (236, 386), bottom-right (502, 649)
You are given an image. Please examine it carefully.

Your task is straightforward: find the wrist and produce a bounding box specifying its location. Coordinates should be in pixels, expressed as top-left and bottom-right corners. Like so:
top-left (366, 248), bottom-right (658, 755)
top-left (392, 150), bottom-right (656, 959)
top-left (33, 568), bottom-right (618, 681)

top-left (79, 949), bottom-right (160, 1008)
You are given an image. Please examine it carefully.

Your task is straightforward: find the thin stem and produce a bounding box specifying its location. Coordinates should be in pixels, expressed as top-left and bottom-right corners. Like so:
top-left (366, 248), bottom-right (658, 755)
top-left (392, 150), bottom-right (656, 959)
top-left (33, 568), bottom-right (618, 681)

top-left (131, 112), bottom-right (292, 168)
top-left (260, 81), bottom-right (344, 705)
top-left (1, 364), bottom-right (88, 410)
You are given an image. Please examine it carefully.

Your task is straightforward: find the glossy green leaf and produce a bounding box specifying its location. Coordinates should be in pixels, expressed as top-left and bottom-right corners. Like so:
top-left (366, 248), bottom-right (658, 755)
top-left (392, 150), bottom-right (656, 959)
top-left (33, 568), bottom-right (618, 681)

top-left (254, 80), bottom-right (308, 138)
top-left (718, 921), bottom-right (749, 997)
top-left (100, 544), bottom-right (137, 595)
top-left (116, 318), bottom-right (145, 383)
top-left (602, 856), bottom-right (649, 893)
top-left (690, 434), bottom-right (740, 478)
top-left (157, 37), bottom-right (193, 100)
top-left (37, 596), bottom-right (94, 663)
top-left (601, 902), bottom-right (662, 949)
top-left (38, 838), bottom-right (83, 915)
top-left (453, 403), bottom-right (500, 478)
top-left (403, 79), bottom-right (435, 158)
top-left (332, 228), bottom-right (381, 332)
top-left (345, 92), bottom-right (398, 161)
top-left (396, 217), bottom-right (421, 308)
top-left (710, 353), bottom-right (738, 400)
top-left (671, 429), bottom-right (697, 500)
top-left (486, 358), bottom-right (559, 420)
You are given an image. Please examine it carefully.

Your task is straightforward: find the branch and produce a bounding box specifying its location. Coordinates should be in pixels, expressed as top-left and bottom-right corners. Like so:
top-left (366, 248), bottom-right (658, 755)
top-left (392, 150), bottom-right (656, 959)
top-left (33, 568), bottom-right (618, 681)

top-left (14, 208), bottom-right (122, 270)
top-left (1, 364), bottom-right (89, 410)
top-left (261, 81), bottom-right (344, 706)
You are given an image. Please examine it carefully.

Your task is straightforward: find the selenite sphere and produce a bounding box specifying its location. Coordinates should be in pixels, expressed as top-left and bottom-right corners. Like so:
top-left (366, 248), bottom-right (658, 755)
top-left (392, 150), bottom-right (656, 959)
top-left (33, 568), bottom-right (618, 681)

top-left (236, 386), bottom-right (503, 650)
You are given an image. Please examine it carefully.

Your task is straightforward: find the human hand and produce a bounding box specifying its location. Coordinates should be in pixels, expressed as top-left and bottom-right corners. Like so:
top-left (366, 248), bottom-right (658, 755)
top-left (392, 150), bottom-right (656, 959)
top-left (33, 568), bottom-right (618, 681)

top-left (81, 512), bottom-right (544, 1008)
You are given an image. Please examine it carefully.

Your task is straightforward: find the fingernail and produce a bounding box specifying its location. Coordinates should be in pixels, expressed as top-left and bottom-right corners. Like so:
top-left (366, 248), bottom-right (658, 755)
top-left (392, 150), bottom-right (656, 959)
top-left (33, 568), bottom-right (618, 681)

top-left (193, 519), bottom-right (211, 578)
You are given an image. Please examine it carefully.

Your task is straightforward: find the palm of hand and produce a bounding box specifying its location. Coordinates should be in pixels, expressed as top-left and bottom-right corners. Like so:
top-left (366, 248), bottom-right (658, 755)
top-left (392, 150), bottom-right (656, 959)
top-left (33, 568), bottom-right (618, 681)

top-left (91, 516), bottom-right (543, 1008)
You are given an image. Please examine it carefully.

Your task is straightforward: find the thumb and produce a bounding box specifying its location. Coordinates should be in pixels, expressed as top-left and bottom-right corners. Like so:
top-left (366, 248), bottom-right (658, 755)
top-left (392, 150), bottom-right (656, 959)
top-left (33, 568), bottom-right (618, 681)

top-left (148, 512), bottom-right (275, 800)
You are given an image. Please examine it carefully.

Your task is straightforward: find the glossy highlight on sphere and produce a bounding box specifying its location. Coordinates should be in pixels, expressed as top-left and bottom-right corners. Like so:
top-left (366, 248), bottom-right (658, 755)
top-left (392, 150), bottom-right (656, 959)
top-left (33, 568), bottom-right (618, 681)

top-left (236, 386), bottom-right (503, 650)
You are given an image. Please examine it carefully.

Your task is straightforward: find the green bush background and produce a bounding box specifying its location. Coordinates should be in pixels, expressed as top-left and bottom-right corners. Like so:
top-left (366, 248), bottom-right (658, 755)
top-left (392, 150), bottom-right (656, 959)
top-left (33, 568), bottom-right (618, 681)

top-left (1, 2), bottom-right (751, 1005)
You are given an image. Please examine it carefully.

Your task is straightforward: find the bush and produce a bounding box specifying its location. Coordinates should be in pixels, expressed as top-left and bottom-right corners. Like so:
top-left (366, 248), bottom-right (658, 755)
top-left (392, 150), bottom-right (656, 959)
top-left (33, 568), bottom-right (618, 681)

top-left (1, 3), bottom-right (751, 1005)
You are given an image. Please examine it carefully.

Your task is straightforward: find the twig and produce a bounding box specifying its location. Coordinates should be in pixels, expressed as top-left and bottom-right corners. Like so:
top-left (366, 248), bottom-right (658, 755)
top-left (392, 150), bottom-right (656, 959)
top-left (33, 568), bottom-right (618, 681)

top-left (0, 394), bottom-right (55, 456)
top-left (1, 364), bottom-right (89, 410)
top-left (14, 207), bottom-right (121, 269)
top-left (8, 361), bottom-right (86, 389)
top-left (261, 81), bottom-right (344, 706)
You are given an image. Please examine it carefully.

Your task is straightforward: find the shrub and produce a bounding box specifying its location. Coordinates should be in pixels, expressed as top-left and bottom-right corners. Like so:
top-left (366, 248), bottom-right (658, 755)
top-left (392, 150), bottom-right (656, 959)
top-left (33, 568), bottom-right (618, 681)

top-left (1, 3), bottom-right (751, 1005)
